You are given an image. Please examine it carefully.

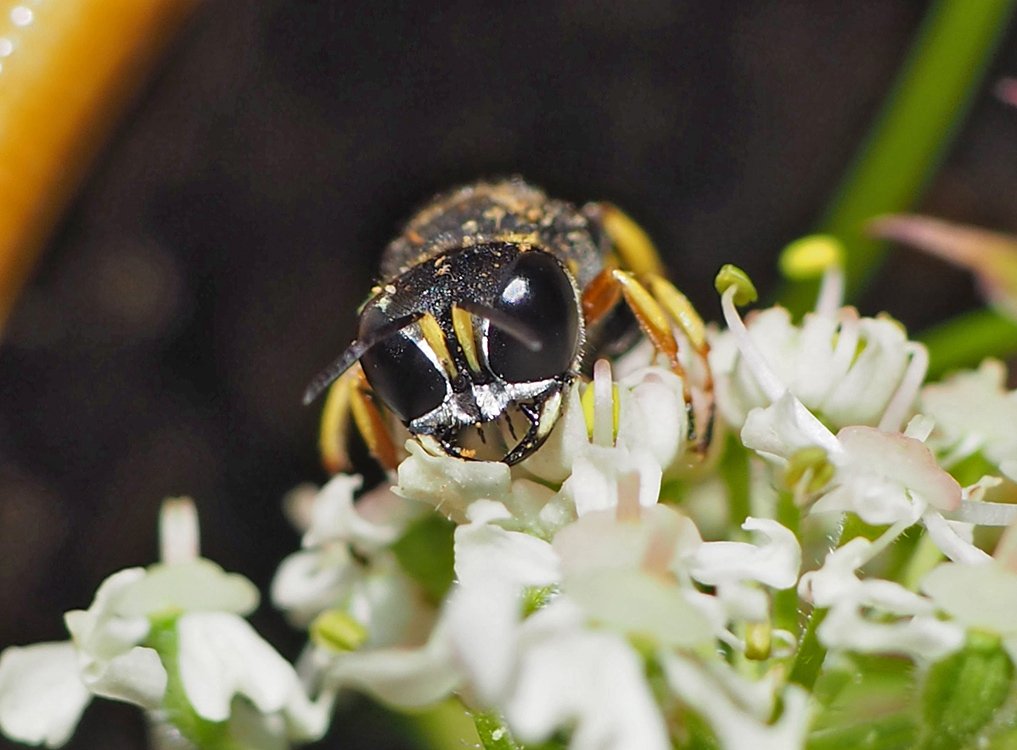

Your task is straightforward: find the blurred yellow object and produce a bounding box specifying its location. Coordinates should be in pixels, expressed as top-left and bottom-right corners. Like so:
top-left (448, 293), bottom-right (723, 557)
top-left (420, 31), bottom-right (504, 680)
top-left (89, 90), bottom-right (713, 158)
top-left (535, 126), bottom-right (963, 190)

top-left (0, 0), bottom-right (199, 329)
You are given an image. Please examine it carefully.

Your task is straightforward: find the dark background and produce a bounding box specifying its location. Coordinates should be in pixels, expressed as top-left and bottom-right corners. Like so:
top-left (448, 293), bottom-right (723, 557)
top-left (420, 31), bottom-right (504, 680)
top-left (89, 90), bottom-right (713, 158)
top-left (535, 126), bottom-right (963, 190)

top-left (2, 2), bottom-right (1016, 748)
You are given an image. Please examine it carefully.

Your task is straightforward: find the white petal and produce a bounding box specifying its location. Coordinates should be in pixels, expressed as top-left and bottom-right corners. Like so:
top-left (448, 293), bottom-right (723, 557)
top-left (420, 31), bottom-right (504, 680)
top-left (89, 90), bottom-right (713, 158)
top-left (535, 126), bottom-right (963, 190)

top-left (303, 475), bottom-right (413, 551)
top-left (817, 596), bottom-right (963, 662)
top-left (159, 497), bottom-right (200, 565)
top-left (446, 583), bottom-right (521, 703)
top-left (503, 602), bottom-right (669, 750)
top-left (325, 617), bottom-right (460, 708)
top-left (395, 440), bottom-right (512, 522)
top-left (82, 646), bottom-right (167, 709)
top-left (454, 504), bottom-right (559, 590)
top-left (741, 392), bottom-right (840, 464)
top-left (565, 569), bottom-right (716, 647)
top-left (117, 559), bottom-right (260, 618)
top-left (921, 511), bottom-right (992, 564)
top-left (270, 547), bottom-right (356, 627)
top-left (617, 367), bottom-right (689, 469)
top-left (0, 642), bottom-right (91, 748)
top-left (552, 504), bottom-right (701, 578)
top-left (690, 518), bottom-right (800, 590)
top-left (63, 568), bottom-right (149, 659)
top-left (177, 612), bottom-right (298, 722)
top-left (922, 561), bottom-right (1017, 636)
top-left (662, 654), bottom-right (811, 750)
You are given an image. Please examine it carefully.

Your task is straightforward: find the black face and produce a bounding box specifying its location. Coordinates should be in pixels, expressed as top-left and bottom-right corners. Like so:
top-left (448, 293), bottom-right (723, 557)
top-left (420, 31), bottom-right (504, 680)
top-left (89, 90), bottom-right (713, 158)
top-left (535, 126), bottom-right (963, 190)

top-left (486, 251), bottom-right (580, 383)
top-left (358, 320), bottom-right (447, 422)
top-left (306, 242), bottom-right (583, 464)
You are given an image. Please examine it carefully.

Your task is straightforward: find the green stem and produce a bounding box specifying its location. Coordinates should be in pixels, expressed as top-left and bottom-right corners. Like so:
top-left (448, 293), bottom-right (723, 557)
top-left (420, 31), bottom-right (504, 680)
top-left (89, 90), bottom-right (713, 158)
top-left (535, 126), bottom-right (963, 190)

top-left (789, 607), bottom-right (828, 690)
top-left (780, 0), bottom-right (1016, 314)
top-left (472, 711), bottom-right (522, 750)
top-left (773, 491), bottom-right (801, 636)
top-left (919, 307), bottom-right (1017, 379)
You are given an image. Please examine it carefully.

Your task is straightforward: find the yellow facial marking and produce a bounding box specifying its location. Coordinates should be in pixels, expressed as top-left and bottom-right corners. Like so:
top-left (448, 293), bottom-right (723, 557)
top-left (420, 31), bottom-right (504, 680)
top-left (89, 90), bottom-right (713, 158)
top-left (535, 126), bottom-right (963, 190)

top-left (419, 312), bottom-right (458, 379)
top-left (451, 305), bottom-right (482, 374)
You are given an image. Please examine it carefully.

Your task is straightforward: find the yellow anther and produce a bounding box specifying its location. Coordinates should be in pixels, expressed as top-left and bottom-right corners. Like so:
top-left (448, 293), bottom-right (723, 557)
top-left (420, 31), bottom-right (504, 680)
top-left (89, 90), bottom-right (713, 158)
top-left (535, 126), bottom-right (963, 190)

top-left (745, 621), bottom-right (772, 660)
top-left (581, 379), bottom-right (620, 442)
top-left (600, 204), bottom-right (666, 277)
top-left (612, 269), bottom-right (679, 365)
top-left (419, 312), bottom-right (458, 379)
top-left (319, 374), bottom-right (354, 474)
top-left (714, 264), bottom-right (758, 306)
top-left (646, 274), bottom-right (707, 351)
top-left (785, 446), bottom-right (835, 494)
top-left (310, 610), bottom-right (368, 652)
top-left (779, 234), bottom-right (845, 280)
top-left (451, 305), bottom-right (482, 374)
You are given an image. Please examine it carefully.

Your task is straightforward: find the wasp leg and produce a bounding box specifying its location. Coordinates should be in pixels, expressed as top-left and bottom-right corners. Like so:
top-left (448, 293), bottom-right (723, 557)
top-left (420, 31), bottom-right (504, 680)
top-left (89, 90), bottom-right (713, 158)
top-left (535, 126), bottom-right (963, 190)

top-left (318, 364), bottom-right (401, 474)
top-left (582, 267), bottom-right (716, 455)
top-left (586, 202), bottom-right (666, 277)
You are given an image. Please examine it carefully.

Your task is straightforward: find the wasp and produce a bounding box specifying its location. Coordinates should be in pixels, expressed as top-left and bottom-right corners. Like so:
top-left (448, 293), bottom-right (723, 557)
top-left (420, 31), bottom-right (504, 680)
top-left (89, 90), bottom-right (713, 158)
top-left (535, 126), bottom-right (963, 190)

top-left (304, 178), bottom-right (711, 472)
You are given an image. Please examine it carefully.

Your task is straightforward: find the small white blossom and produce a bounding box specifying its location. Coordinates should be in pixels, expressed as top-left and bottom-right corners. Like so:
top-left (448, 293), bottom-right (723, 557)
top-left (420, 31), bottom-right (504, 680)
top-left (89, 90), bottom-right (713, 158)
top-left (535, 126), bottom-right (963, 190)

top-left (662, 654), bottom-right (811, 750)
top-left (919, 358), bottom-right (1017, 469)
top-left (800, 536), bottom-right (964, 661)
top-left (710, 305), bottom-right (922, 431)
top-left (922, 522), bottom-right (1017, 664)
top-left (271, 476), bottom-right (430, 647)
top-left (0, 499), bottom-right (331, 749)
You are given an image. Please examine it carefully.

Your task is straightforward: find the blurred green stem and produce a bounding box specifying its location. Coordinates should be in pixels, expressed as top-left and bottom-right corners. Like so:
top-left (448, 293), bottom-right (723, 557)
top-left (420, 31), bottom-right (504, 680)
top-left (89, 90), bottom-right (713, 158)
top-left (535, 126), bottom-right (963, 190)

top-left (779, 0), bottom-right (1016, 314)
top-left (919, 307), bottom-right (1017, 378)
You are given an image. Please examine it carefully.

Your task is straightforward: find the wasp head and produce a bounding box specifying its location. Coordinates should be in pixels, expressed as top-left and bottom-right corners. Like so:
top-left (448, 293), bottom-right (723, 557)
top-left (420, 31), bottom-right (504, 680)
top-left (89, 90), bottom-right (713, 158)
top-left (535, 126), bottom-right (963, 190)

top-left (306, 242), bottom-right (584, 465)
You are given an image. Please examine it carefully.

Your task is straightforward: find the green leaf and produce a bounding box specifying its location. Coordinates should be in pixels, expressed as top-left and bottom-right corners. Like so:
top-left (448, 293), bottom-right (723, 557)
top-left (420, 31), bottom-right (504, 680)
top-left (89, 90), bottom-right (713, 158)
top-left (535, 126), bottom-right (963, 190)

top-left (391, 512), bottom-right (456, 603)
top-left (918, 633), bottom-right (1014, 750)
top-left (919, 308), bottom-right (1017, 380)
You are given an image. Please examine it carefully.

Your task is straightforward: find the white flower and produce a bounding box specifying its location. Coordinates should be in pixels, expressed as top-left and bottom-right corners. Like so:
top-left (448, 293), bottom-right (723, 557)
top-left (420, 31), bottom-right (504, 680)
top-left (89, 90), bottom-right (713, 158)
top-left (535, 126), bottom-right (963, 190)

top-left (271, 476), bottom-right (430, 646)
top-left (393, 360), bottom-right (690, 534)
top-left (922, 522), bottom-right (1017, 664)
top-left (0, 643), bottom-right (90, 748)
top-left (919, 359), bottom-right (1017, 469)
top-left (710, 305), bottom-right (923, 432)
top-left (799, 535), bottom-right (964, 662)
top-left (0, 498), bottom-right (332, 749)
top-left (662, 654), bottom-right (811, 750)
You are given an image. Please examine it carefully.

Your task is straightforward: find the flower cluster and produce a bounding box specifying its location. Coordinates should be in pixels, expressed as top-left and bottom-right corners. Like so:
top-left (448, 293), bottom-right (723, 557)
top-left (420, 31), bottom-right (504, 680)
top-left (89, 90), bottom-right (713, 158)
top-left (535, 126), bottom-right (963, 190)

top-left (3, 243), bottom-right (1017, 750)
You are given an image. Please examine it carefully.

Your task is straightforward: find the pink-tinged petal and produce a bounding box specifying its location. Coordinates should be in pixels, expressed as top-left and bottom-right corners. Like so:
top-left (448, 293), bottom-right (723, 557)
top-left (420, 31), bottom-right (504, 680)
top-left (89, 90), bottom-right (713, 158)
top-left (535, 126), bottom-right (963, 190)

top-left (552, 504), bottom-right (700, 578)
top-left (837, 426), bottom-right (962, 512)
top-left (871, 214), bottom-right (1017, 320)
top-left (565, 569), bottom-right (716, 647)
top-left (177, 612), bottom-right (298, 722)
top-left (0, 642), bottom-right (91, 748)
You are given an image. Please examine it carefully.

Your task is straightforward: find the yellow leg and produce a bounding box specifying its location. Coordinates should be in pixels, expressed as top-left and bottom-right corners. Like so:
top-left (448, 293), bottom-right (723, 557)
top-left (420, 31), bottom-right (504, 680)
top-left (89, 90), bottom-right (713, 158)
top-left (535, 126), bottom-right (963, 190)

top-left (593, 202), bottom-right (666, 277)
top-left (318, 365), bottom-right (401, 474)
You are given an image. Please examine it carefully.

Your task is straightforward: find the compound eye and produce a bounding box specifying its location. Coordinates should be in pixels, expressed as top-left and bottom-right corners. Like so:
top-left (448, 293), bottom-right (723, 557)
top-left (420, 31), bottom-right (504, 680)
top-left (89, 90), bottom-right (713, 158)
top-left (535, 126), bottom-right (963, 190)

top-left (359, 318), bottom-right (447, 422)
top-left (487, 251), bottom-right (579, 383)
